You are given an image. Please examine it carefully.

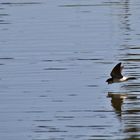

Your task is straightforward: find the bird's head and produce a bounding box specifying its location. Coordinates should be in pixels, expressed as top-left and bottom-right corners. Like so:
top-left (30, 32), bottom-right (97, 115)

top-left (106, 78), bottom-right (113, 84)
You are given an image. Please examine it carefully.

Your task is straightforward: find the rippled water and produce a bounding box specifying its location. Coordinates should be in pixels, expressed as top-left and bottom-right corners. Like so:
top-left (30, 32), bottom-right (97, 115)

top-left (0, 0), bottom-right (140, 140)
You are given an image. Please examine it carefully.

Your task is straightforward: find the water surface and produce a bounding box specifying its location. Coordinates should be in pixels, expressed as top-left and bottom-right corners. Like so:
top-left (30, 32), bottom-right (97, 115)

top-left (0, 0), bottom-right (140, 140)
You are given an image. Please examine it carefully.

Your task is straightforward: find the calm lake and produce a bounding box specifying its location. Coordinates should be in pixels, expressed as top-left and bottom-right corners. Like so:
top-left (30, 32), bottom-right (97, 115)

top-left (0, 0), bottom-right (140, 140)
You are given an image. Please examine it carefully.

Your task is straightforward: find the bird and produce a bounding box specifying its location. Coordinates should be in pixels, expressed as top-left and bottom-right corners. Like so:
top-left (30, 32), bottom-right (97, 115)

top-left (106, 62), bottom-right (136, 84)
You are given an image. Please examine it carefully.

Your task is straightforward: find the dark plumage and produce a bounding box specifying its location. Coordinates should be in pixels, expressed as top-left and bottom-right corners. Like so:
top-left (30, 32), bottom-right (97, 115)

top-left (106, 62), bottom-right (136, 84)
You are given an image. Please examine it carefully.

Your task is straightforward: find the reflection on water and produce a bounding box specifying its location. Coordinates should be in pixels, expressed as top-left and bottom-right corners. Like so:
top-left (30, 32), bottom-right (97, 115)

top-left (0, 0), bottom-right (140, 140)
top-left (108, 92), bottom-right (140, 139)
top-left (108, 92), bottom-right (127, 113)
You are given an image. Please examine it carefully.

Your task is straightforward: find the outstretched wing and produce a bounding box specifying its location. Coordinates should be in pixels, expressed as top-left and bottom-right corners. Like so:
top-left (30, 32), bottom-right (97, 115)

top-left (110, 62), bottom-right (123, 78)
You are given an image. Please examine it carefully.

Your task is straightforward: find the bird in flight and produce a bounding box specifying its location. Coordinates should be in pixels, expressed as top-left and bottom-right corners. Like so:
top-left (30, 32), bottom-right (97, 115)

top-left (106, 62), bottom-right (136, 84)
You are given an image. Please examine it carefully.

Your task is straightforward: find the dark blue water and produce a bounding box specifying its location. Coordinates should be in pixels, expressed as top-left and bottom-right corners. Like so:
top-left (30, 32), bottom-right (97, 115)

top-left (0, 0), bottom-right (140, 140)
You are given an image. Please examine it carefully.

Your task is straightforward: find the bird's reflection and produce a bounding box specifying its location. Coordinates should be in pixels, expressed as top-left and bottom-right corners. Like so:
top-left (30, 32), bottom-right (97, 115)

top-left (107, 92), bottom-right (127, 117)
top-left (107, 92), bottom-right (140, 138)
top-left (107, 92), bottom-right (137, 116)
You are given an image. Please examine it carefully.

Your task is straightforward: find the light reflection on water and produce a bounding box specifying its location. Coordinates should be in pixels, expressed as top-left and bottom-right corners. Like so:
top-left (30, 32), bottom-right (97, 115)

top-left (0, 0), bottom-right (140, 140)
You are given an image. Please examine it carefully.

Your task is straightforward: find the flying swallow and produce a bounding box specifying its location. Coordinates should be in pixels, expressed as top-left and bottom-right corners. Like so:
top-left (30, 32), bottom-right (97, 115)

top-left (106, 62), bottom-right (136, 84)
